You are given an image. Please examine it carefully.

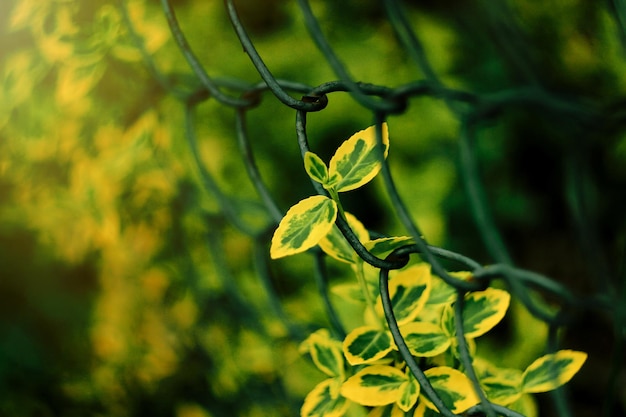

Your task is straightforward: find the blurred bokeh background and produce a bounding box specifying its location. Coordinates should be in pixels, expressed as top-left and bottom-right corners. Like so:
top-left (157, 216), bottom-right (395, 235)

top-left (1, 0), bottom-right (625, 416)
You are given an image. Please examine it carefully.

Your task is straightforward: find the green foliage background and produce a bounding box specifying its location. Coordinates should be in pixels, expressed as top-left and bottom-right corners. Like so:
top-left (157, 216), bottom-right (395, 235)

top-left (0, 0), bottom-right (625, 416)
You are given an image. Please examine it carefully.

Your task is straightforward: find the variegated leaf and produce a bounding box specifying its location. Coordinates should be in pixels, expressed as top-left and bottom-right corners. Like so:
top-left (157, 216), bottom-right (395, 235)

top-left (441, 303), bottom-right (456, 338)
top-left (426, 275), bottom-right (458, 306)
top-left (521, 350), bottom-right (587, 393)
top-left (367, 404), bottom-right (411, 417)
top-left (421, 366), bottom-right (480, 413)
top-left (301, 378), bottom-right (350, 417)
top-left (397, 371), bottom-right (420, 412)
top-left (508, 394), bottom-right (538, 417)
top-left (302, 329), bottom-right (345, 379)
top-left (376, 263), bottom-right (431, 325)
top-left (400, 321), bottom-right (450, 357)
top-left (343, 326), bottom-right (393, 365)
top-left (364, 236), bottom-right (413, 259)
top-left (480, 370), bottom-right (523, 406)
top-left (270, 196), bottom-right (337, 259)
top-left (329, 123), bottom-right (389, 192)
top-left (319, 212), bottom-right (369, 264)
top-left (366, 404), bottom-right (405, 417)
top-left (304, 151), bottom-right (330, 185)
top-left (461, 288), bottom-right (510, 338)
top-left (331, 282), bottom-right (364, 304)
top-left (340, 365), bottom-right (407, 407)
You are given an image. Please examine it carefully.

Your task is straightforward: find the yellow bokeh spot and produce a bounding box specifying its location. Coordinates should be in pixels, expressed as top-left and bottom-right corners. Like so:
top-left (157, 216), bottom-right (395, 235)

top-left (170, 294), bottom-right (199, 330)
top-left (141, 268), bottom-right (170, 302)
top-left (176, 403), bottom-right (213, 417)
top-left (91, 321), bottom-right (128, 360)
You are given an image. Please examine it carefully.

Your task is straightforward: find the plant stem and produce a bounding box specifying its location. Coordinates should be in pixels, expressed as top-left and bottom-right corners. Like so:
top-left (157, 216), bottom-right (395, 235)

top-left (353, 262), bottom-right (381, 327)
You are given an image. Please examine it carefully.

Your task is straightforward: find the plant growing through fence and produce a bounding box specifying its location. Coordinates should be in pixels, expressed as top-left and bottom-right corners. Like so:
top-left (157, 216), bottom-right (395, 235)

top-left (6, 0), bottom-right (621, 415)
top-left (272, 123), bottom-right (587, 417)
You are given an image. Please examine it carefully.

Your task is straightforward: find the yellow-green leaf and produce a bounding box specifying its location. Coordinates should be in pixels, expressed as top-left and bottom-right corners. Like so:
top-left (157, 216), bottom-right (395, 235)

top-left (474, 357), bottom-right (521, 385)
top-left (413, 401), bottom-right (428, 417)
top-left (400, 321), bottom-right (450, 357)
top-left (367, 404), bottom-right (405, 417)
top-left (92, 4), bottom-right (121, 49)
top-left (353, 263), bottom-right (381, 309)
top-left (270, 196), bottom-right (338, 259)
top-left (415, 304), bottom-right (445, 325)
top-left (479, 367), bottom-right (523, 406)
top-left (375, 264), bottom-right (431, 325)
top-left (481, 376), bottom-right (522, 406)
top-left (421, 366), bottom-right (480, 413)
top-left (343, 326), bottom-right (393, 365)
top-left (56, 57), bottom-right (106, 105)
top-left (413, 400), bottom-right (446, 417)
top-left (521, 350), bottom-right (587, 393)
top-left (1, 51), bottom-right (46, 109)
top-left (364, 236), bottom-right (413, 258)
top-left (319, 212), bottom-right (368, 264)
top-left (302, 378), bottom-right (350, 417)
top-left (441, 303), bottom-right (456, 338)
top-left (397, 371), bottom-right (420, 411)
top-left (427, 274), bottom-right (459, 306)
top-left (331, 283), bottom-right (364, 304)
top-left (340, 365), bottom-right (407, 407)
top-left (329, 123), bottom-right (389, 192)
top-left (301, 329), bottom-right (345, 379)
top-left (461, 288), bottom-right (510, 338)
top-left (508, 394), bottom-right (538, 417)
top-left (8, 0), bottom-right (40, 31)
top-left (305, 151), bottom-right (330, 185)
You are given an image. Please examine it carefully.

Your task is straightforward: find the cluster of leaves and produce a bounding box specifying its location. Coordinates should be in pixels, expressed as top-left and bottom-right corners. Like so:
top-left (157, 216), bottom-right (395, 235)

top-left (2, 1), bottom-right (310, 416)
top-left (0, 0), bottom-right (201, 412)
top-left (271, 125), bottom-right (587, 417)
top-left (5, 0), bottom-right (614, 415)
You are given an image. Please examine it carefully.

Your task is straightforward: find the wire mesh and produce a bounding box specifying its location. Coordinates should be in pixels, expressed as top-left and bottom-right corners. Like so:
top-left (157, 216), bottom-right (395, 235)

top-left (122, 0), bottom-right (626, 416)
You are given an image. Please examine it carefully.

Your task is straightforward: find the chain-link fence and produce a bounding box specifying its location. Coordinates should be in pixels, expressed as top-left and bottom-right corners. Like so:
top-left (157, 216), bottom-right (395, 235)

top-left (4, 0), bottom-right (608, 416)
top-left (123, 0), bottom-right (626, 416)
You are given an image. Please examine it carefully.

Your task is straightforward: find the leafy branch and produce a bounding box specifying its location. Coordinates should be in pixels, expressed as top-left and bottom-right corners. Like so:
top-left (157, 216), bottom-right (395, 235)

top-left (270, 123), bottom-right (588, 417)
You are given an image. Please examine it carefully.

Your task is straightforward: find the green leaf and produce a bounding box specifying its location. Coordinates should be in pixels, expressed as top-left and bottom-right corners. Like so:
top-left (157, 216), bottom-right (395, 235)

top-left (343, 326), bottom-right (394, 365)
top-left (508, 394), bottom-right (538, 417)
top-left (319, 212), bottom-right (368, 264)
top-left (367, 404), bottom-right (405, 417)
top-left (461, 288), bottom-right (510, 338)
top-left (301, 378), bottom-right (350, 417)
top-left (331, 283), bottom-right (365, 304)
top-left (305, 151), bottom-right (330, 185)
top-left (397, 371), bottom-right (420, 411)
top-left (440, 304), bottom-right (478, 359)
top-left (479, 368), bottom-right (523, 406)
top-left (441, 303), bottom-right (456, 338)
top-left (375, 264), bottom-right (431, 325)
top-left (340, 365), bottom-right (408, 407)
top-left (521, 350), bottom-right (587, 393)
top-left (353, 262), bottom-right (381, 307)
top-left (415, 304), bottom-right (445, 325)
top-left (270, 196), bottom-right (338, 259)
top-left (329, 123), bottom-right (390, 192)
top-left (56, 56), bottom-right (106, 104)
top-left (427, 275), bottom-right (458, 306)
top-left (413, 401), bottom-right (440, 417)
top-left (473, 357), bottom-right (518, 380)
top-left (301, 329), bottom-right (345, 379)
top-left (480, 371), bottom-right (522, 406)
top-left (364, 236), bottom-right (413, 258)
top-left (400, 321), bottom-right (450, 357)
top-left (421, 366), bottom-right (480, 413)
